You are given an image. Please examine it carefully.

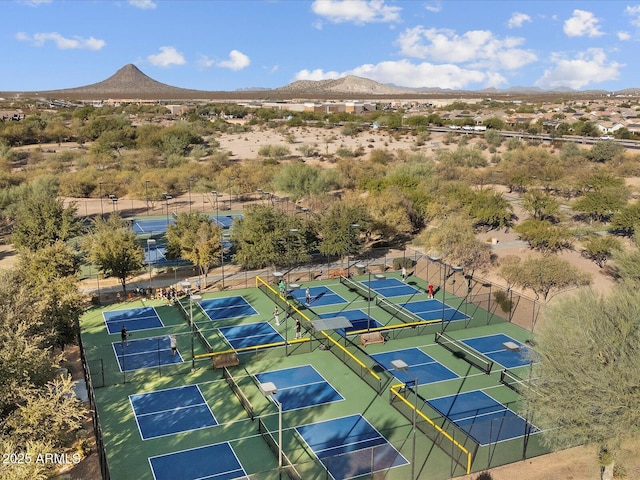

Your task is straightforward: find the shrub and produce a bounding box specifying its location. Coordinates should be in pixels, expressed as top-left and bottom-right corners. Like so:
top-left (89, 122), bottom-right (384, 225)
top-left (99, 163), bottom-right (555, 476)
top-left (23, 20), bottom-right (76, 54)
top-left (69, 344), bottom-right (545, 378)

top-left (392, 257), bottom-right (414, 270)
top-left (476, 472), bottom-right (494, 480)
top-left (493, 290), bottom-right (513, 313)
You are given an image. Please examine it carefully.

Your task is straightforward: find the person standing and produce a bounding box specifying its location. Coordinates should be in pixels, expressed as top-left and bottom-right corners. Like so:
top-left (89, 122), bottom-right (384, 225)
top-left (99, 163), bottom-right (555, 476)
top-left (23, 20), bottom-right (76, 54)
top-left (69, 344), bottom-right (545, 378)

top-left (295, 318), bottom-right (302, 339)
top-left (305, 287), bottom-right (311, 305)
top-left (274, 307), bottom-right (280, 326)
top-left (428, 283), bottom-right (434, 299)
top-left (402, 266), bottom-right (407, 282)
top-left (121, 325), bottom-right (128, 346)
top-left (170, 335), bottom-right (177, 356)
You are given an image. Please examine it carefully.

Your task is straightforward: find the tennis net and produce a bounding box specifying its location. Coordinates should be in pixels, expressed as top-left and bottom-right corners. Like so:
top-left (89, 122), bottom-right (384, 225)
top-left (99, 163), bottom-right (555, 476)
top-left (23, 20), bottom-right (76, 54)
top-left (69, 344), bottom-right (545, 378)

top-left (222, 367), bottom-right (254, 420)
top-left (176, 300), bottom-right (212, 353)
top-left (500, 369), bottom-right (535, 396)
top-left (376, 296), bottom-right (422, 324)
top-left (435, 332), bottom-right (493, 374)
top-left (257, 417), bottom-right (302, 480)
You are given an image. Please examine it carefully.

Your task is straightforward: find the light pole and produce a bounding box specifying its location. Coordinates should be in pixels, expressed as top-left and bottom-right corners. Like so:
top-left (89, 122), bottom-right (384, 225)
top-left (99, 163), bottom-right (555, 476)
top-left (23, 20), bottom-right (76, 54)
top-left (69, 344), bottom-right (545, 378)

top-left (188, 177), bottom-right (194, 213)
top-left (355, 262), bottom-right (372, 331)
top-left (259, 381), bottom-right (282, 471)
top-left (162, 193), bottom-right (172, 225)
top-left (347, 223), bottom-right (360, 277)
top-left (391, 359), bottom-right (417, 480)
top-left (186, 290), bottom-right (202, 371)
top-left (98, 181), bottom-right (104, 218)
top-left (145, 180), bottom-right (150, 215)
top-left (228, 176), bottom-right (236, 210)
top-left (147, 238), bottom-right (156, 291)
top-left (287, 229), bottom-right (299, 283)
top-left (221, 232), bottom-right (230, 290)
top-left (109, 194), bottom-right (118, 212)
top-left (211, 191), bottom-right (221, 222)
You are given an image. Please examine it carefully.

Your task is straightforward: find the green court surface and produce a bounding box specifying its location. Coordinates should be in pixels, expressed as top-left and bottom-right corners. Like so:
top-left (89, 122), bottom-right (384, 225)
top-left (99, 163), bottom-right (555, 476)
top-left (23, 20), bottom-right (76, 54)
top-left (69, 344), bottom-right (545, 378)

top-left (79, 272), bottom-right (550, 480)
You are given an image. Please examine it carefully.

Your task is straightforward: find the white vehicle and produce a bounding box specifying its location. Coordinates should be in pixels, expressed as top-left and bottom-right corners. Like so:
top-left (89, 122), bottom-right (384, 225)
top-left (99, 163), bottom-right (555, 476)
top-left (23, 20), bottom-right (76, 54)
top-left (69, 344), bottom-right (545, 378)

top-left (599, 135), bottom-right (614, 140)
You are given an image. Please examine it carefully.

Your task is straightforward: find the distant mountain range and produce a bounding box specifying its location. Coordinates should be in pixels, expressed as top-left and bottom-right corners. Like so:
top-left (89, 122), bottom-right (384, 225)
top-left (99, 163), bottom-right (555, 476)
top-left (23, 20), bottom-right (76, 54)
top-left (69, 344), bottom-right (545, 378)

top-left (2, 64), bottom-right (638, 100)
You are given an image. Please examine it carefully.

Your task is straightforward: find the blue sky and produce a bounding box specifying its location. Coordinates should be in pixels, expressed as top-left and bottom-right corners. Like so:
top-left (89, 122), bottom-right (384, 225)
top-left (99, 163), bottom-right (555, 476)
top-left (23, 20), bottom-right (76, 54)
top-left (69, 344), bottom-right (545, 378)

top-left (2, 0), bottom-right (640, 92)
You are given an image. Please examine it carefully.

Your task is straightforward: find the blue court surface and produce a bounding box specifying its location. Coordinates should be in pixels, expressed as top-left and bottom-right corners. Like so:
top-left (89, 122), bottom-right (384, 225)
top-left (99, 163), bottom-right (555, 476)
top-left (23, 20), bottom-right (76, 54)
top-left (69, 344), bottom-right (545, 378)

top-left (130, 385), bottom-right (217, 439)
top-left (371, 348), bottom-right (459, 385)
top-left (103, 307), bottom-right (163, 334)
top-left (364, 277), bottom-right (420, 298)
top-left (296, 414), bottom-right (408, 480)
top-left (462, 334), bottom-right (534, 368)
top-left (291, 285), bottom-right (346, 307)
top-left (401, 299), bottom-right (469, 322)
top-left (211, 214), bottom-right (242, 228)
top-left (318, 309), bottom-right (382, 336)
top-left (219, 322), bottom-right (284, 349)
top-left (144, 244), bottom-right (168, 265)
top-left (255, 365), bottom-right (344, 411)
top-left (427, 390), bottom-right (539, 446)
top-left (199, 296), bottom-right (258, 321)
top-left (112, 336), bottom-right (183, 372)
top-left (149, 442), bottom-right (247, 480)
top-left (132, 218), bottom-right (173, 235)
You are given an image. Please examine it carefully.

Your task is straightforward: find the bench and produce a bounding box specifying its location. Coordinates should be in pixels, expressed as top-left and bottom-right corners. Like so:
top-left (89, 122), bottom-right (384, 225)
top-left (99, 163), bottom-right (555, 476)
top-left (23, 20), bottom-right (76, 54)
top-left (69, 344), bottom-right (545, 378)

top-left (212, 353), bottom-right (240, 369)
top-left (330, 269), bottom-right (348, 279)
top-left (360, 332), bottom-right (385, 347)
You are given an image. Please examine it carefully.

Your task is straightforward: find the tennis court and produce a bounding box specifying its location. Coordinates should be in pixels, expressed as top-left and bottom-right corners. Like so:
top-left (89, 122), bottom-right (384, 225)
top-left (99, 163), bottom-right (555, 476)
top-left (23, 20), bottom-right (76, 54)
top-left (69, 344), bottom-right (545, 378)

top-left (296, 414), bottom-right (408, 480)
top-left (401, 299), bottom-right (469, 322)
top-left (427, 390), bottom-right (539, 446)
top-left (290, 285), bottom-right (346, 307)
top-left (112, 336), bottom-right (183, 372)
top-left (318, 309), bottom-right (383, 335)
top-left (211, 213), bottom-right (242, 228)
top-left (462, 334), bottom-right (534, 368)
top-left (149, 442), bottom-right (247, 480)
top-left (132, 218), bottom-right (173, 235)
top-left (219, 322), bottom-right (283, 349)
top-left (143, 243), bottom-right (168, 265)
top-left (103, 306), bottom-right (163, 334)
top-left (371, 347), bottom-right (459, 385)
top-left (364, 277), bottom-right (421, 297)
top-left (199, 296), bottom-right (258, 321)
top-left (129, 384), bottom-right (217, 440)
top-left (255, 365), bottom-right (344, 411)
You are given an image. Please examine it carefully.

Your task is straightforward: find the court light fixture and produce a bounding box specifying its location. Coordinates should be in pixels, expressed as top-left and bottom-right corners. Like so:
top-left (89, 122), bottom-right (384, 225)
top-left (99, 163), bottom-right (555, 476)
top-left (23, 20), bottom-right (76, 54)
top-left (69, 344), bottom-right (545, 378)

top-left (258, 381), bottom-right (282, 470)
top-left (391, 359), bottom-right (417, 480)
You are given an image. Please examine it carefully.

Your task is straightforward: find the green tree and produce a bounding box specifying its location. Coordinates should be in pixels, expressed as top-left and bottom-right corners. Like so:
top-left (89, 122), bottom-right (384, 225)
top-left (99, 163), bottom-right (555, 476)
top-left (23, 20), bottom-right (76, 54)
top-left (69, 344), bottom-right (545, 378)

top-left (521, 190), bottom-right (560, 221)
top-left (10, 183), bottom-right (81, 252)
top-left (166, 213), bottom-right (222, 287)
top-left (466, 189), bottom-right (513, 230)
top-left (84, 214), bottom-right (144, 294)
top-left (611, 232), bottom-right (640, 282)
top-left (231, 205), bottom-right (309, 269)
top-left (581, 235), bottom-right (623, 268)
top-left (573, 186), bottom-right (629, 223)
top-left (317, 202), bottom-right (369, 264)
top-left (530, 285), bottom-right (640, 478)
top-left (514, 219), bottom-right (574, 253)
top-left (508, 255), bottom-right (591, 301)
top-left (586, 139), bottom-right (624, 162)
top-left (609, 202), bottom-right (640, 236)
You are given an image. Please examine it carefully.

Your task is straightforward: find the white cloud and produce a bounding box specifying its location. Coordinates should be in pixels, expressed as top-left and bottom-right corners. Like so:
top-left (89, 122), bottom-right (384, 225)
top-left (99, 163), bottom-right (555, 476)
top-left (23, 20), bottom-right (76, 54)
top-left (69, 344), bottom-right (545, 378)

top-left (217, 50), bottom-right (250, 71)
top-left (508, 12), bottom-right (531, 29)
top-left (424, 2), bottom-right (441, 13)
top-left (147, 46), bottom-right (186, 67)
top-left (129, 0), bottom-right (157, 9)
top-left (15, 31), bottom-right (105, 50)
top-left (396, 26), bottom-right (537, 70)
top-left (294, 59), bottom-right (506, 89)
top-left (617, 31), bottom-right (631, 41)
top-left (311, 0), bottom-right (401, 25)
top-left (19, 0), bottom-right (52, 5)
top-left (535, 48), bottom-right (623, 89)
top-left (626, 5), bottom-right (640, 27)
top-left (197, 55), bottom-right (215, 68)
top-left (563, 9), bottom-right (603, 37)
